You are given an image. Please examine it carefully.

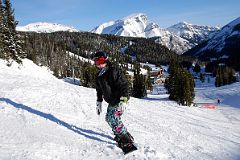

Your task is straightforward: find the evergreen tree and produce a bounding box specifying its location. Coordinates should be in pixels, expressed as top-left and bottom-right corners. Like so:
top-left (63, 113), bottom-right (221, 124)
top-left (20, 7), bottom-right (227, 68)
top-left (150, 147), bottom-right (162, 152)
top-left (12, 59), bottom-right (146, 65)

top-left (183, 71), bottom-right (195, 106)
top-left (165, 60), bottom-right (195, 106)
top-left (2, 0), bottom-right (25, 65)
top-left (132, 62), bottom-right (146, 98)
top-left (181, 61), bottom-right (192, 70)
top-left (167, 60), bottom-right (180, 101)
top-left (81, 63), bottom-right (91, 87)
top-left (146, 69), bottom-right (152, 91)
top-left (200, 73), bottom-right (205, 83)
top-left (215, 65), bottom-right (236, 87)
top-left (0, 0), bottom-right (6, 59)
top-left (193, 63), bottom-right (201, 73)
top-left (81, 62), bottom-right (97, 88)
top-left (215, 68), bottom-right (222, 87)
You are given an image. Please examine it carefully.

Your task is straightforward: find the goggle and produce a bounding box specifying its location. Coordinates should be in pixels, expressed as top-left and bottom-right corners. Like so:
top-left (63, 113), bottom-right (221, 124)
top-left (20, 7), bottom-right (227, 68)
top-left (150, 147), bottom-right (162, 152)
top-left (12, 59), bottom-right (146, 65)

top-left (94, 56), bottom-right (106, 65)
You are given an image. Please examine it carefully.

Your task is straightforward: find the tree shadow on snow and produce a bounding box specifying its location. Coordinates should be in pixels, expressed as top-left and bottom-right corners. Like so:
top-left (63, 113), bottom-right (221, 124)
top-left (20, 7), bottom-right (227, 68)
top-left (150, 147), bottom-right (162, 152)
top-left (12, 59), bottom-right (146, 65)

top-left (0, 97), bottom-right (114, 145)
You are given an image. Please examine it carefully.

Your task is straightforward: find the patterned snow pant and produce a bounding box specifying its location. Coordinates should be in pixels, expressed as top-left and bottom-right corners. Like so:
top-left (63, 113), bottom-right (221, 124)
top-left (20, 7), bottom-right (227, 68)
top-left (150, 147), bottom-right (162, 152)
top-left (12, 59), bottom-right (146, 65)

top-left (105, 104), bottom-right (128, 136)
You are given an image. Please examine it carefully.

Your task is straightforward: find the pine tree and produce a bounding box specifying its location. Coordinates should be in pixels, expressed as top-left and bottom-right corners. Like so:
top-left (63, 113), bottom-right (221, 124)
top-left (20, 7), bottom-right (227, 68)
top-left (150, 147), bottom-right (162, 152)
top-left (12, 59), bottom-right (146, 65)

top-left (193, 63), bottom-right (201, 73)
top-left (165, 60), bottom-right (195, 106)
top-left (81, 63), bottom-right (90, 87)
top-left (132, 62), bottom-right (141, 98)
top-left (183, 71), bottom-right (195, 106)
top-left (132, 62), bottom-right (146, 98)
top-left (2, 0), bottom-right (25, 65)
top-left (200, 73), bottom-right (205, 83)
top-left (167, 60), bottom-right (180, 101)
top-left (80, 62), bottom-right (97, 88)
top-left (0, 0), bottom-right (6, 59)
top-left (215, 65), bottom-right (236, 87)
top-left (215, 72), bottom-right (221, 87)
top-left (146, 69), bottom-right (152, 91)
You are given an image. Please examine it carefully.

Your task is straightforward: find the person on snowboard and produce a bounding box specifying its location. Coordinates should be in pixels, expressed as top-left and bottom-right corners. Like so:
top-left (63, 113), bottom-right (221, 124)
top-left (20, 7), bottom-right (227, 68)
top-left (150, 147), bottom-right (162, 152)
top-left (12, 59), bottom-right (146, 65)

top-left (93, 51), bottom-right (136, 152)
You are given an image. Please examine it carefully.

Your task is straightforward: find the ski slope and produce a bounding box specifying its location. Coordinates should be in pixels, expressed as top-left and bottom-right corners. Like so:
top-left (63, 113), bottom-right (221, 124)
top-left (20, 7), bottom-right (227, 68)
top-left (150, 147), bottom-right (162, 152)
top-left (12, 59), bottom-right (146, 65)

top-left (0, 59), bottom-right (240, 160)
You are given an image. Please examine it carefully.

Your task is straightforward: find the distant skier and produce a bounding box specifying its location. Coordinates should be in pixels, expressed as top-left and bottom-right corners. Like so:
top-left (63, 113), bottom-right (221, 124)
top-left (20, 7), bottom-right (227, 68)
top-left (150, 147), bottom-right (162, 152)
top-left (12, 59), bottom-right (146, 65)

top-left (217, 99), bottom-right (220, 104)
top-left (93, 51), bottom-right (137, 154)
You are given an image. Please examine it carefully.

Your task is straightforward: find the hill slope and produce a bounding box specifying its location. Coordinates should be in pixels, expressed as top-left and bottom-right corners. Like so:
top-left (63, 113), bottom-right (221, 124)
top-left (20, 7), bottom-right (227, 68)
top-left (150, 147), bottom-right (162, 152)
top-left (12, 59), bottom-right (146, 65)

top-left (0, 59), bottom-right (240, 160)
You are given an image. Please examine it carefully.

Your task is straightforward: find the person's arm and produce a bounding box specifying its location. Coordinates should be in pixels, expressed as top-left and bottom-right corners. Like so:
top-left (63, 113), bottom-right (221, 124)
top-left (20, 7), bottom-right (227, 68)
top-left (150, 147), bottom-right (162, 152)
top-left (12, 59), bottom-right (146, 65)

top-left (113, 67), bottom-right (129, 100)
top-left (96, 79), bottom-right (103, 102)
top-left (95, 79), bottom-right (103, 115)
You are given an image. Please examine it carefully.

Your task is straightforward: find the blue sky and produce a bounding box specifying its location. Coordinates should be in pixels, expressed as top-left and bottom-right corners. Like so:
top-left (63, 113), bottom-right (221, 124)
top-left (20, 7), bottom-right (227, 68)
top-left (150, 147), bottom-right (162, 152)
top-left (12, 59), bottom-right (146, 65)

top-left (12, 0), bottom-right (240, 31)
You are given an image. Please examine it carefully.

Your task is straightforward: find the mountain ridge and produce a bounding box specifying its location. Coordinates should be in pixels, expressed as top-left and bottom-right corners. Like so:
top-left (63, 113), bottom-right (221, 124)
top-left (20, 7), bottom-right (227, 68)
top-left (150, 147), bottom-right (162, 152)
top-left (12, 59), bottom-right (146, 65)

top-left (167, 22), bottom-right (220, 45)
top-left (184, 17), bottom-right (240, 56)
top-left (16, 22), bottom-right (79, 33)
top-left (16, 13), bottom-right (221, 55)
top-left (91, 13), bottom-right (219, 54)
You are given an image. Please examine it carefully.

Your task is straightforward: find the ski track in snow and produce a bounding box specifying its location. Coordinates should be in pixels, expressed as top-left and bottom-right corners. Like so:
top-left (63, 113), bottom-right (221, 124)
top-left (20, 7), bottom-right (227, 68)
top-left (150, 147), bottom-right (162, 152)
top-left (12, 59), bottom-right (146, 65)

top-left (0, 59), bottom-right (240, 160)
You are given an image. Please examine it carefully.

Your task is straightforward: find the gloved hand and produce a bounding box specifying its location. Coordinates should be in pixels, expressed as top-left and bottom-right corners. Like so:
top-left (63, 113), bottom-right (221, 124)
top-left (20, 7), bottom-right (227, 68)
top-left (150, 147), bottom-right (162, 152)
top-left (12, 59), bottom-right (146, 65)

top-left (96, 101), bottom-right (102, 115)
top-left (118, 97), bottom-right (128, 113)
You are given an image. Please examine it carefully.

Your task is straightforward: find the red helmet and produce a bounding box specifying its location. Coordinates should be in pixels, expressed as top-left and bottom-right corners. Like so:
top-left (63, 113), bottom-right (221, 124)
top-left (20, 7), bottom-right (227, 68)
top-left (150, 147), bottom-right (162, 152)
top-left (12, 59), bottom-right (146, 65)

top-left (93, 51), bottom-right (108, 65)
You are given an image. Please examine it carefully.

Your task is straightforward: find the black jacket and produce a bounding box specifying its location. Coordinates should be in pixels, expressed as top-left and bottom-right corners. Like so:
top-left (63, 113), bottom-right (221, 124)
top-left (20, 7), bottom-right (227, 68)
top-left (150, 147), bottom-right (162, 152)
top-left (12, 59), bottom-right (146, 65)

top-left (96, 62), bottom-right (129, 106)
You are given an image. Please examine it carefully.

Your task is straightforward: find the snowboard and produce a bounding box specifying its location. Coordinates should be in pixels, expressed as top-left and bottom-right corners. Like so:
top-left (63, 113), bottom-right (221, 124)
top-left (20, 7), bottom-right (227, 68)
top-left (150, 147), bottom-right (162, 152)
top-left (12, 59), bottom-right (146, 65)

top-left (120, 143), bottom-right (138, 155)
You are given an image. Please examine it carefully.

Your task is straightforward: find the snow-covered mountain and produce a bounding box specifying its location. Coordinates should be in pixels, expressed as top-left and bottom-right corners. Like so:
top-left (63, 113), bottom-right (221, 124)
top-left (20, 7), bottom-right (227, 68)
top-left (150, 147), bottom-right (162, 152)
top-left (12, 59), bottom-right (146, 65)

top-left (91, 13), bottom-right (218, 54)
top-left (151, 32), bottom-right (192, 55)
top-left (1, 58), bottom-right (240, 159)
top-left (16, 22), bottom-right (79, 33)
top-left (16, 14), bottom-right (220, 54)
top-left (91, 13), bottom-right (192, 54)
top-left (167, 22), bottom-right (220, 46)
top-left (91, 13), bottom-right (147, 37)
top-left (184, 17), bottom-right (240, 59)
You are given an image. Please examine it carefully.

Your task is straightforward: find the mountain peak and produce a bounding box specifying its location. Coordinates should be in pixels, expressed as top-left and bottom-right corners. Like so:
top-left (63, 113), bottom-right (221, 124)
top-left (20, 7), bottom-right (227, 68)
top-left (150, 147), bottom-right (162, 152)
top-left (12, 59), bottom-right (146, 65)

top-left (168, 21), bottom-right (219, 30)
top-left (177, 21), bottom-right (191, 26)
top-left (122, 13), bottom-right (148, 23)
top-left (16, 22), bottom-right (79, 33)
top-left (91, 13), bottom-right (149, 37)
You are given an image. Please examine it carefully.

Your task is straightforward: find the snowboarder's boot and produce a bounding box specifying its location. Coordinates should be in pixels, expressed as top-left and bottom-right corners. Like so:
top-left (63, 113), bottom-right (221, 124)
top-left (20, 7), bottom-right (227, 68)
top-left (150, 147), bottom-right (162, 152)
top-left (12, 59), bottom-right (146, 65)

top-left (114, 132), bottom-right (134, 144)
top-left (114, 132), bottom-right (137, 154)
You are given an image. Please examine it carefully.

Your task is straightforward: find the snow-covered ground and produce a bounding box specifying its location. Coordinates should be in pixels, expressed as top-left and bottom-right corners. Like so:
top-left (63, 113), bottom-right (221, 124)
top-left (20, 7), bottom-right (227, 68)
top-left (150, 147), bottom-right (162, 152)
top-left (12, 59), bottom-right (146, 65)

top-left (0, 59), bottom-right (240, 160)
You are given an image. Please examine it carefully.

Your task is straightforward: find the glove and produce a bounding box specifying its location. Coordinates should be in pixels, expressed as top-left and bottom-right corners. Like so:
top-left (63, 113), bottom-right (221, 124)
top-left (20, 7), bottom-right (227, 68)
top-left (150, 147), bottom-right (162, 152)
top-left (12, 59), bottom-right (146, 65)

top-left (96, 101), bottom-right (102, 115)
top-left (118, 97), bottom-right (128, 113)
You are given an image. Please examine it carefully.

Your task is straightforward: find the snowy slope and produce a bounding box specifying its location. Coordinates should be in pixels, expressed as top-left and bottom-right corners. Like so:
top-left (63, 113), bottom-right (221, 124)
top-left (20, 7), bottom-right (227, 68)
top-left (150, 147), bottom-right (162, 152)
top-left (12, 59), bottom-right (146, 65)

top-left (0, 59), bottom-right (240, 160)
top-left (16, 22), bottom-right (79, 33)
